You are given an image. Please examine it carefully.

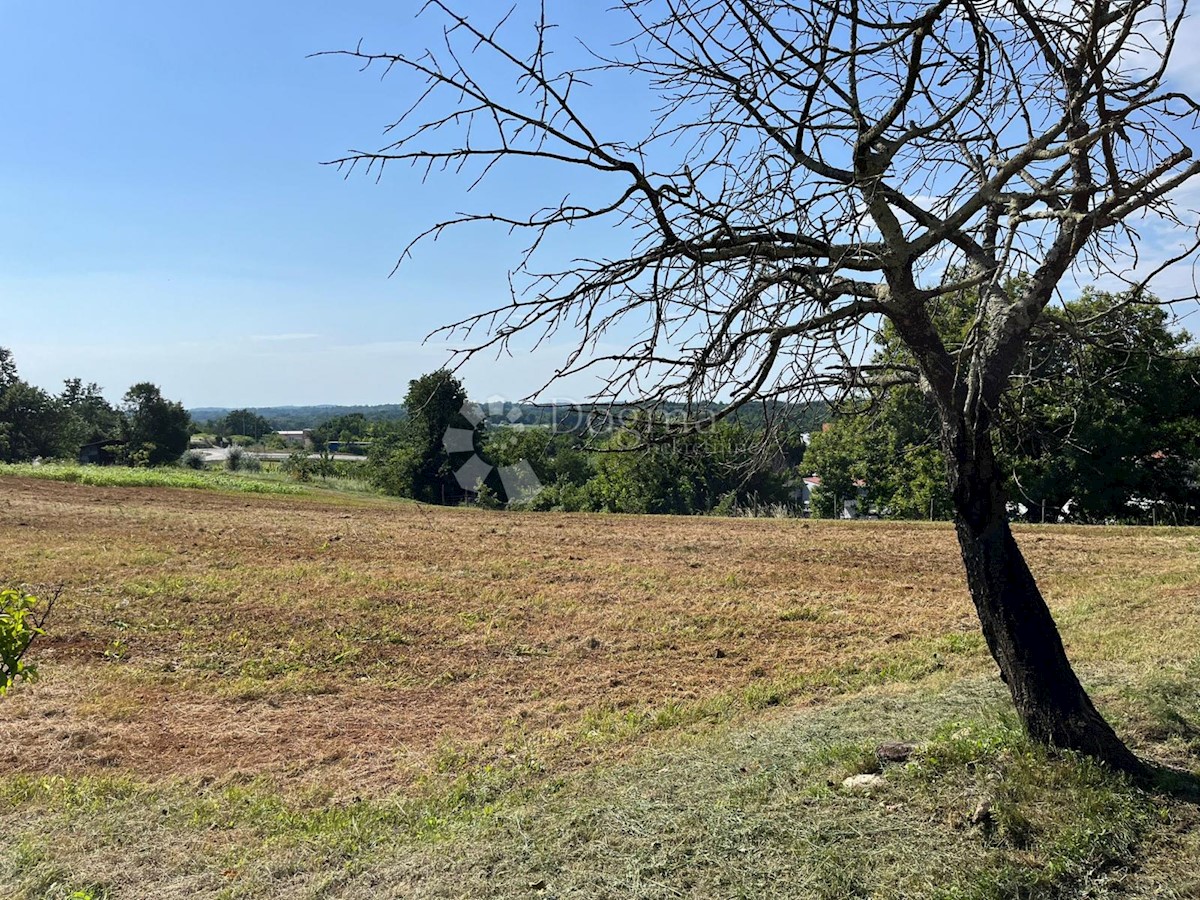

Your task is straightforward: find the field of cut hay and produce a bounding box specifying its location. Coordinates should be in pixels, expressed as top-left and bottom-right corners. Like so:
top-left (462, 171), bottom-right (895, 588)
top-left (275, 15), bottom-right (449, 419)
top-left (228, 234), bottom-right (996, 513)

top-left (1, 475), bottom-right (1198, 898)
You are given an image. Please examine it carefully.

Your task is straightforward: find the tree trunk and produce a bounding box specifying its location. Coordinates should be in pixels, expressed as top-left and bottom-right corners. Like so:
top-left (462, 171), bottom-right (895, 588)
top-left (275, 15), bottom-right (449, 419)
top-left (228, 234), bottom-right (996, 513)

top-left (945, 422), bottom-right (1142, 773)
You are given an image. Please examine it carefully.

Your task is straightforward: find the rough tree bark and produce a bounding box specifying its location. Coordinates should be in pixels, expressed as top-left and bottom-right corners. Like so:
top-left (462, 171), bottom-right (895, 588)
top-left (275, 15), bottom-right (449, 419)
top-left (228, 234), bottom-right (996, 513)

top-left (944, 418), bottom-right (1143, 772)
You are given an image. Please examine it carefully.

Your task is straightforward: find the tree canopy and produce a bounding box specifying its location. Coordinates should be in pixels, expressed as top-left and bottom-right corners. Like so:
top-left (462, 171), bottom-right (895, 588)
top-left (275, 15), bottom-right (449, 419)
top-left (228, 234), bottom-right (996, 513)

top-left (121, 383), bottom-right (192, 466)
top-left (809, 290), bottom-right (1200, 522)
top-left (371, 370), bottom-right (475, 503)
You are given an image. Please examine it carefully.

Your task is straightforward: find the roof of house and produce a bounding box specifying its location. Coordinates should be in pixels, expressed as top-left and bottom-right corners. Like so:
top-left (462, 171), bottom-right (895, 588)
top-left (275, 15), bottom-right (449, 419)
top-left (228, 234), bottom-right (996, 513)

top-left (802, 475), bottom-right (866, 488)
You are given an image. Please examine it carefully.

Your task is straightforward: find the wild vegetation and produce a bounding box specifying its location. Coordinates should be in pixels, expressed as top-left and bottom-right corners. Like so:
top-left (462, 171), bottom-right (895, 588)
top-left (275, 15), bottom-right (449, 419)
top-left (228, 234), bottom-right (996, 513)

top-left (0, 476), bottom-right (1197, 897)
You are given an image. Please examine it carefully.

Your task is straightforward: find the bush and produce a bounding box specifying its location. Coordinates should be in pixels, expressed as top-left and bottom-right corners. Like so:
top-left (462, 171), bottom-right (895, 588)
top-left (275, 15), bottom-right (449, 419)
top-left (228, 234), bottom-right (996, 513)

top-left (1, 587), bottom-right (54, 696)
top-left (282, 449), bottom-right (313, 482)
top-left (712, 491), bottom-right (738, 517)
top-left (180, 450), bottom-right (206, 470)
top-left (474, 480), bottom-right (503, 509)
top-left (226, 446), bottom-right (245, 471)
top-left (225, 446), bottom-right (262, 473)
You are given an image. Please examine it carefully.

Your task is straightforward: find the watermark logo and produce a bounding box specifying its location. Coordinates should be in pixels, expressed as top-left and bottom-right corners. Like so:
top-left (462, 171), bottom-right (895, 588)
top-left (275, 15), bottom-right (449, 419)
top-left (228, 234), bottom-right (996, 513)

top-left (442, 399), bottom-right (544, 503)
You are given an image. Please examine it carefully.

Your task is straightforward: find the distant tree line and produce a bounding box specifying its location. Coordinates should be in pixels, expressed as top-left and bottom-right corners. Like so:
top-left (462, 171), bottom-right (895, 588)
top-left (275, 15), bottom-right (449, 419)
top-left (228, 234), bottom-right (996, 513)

top-left (13, 294), bottom-right (1197, 524)
top-left (351, 370), bottom-right (807, 513)
top-left (0, 348), bottom-right (191, 467)
top-left (192, 399), bottom-right (829, 437)
top-left (191, 404), bottom-right (408, 432)
top-left (190, 376), bottom-right (822, 514)
top-left (193, 311), bottom-right (1200, 523)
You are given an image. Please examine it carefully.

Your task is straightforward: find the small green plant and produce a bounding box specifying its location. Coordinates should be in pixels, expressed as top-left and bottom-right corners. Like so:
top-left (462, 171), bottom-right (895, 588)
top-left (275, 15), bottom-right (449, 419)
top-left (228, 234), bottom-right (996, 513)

top-left (0, 586), bottom-right (56, 695)
top-left (103, 638), bottom-right (127, 662)
top-left (712, 490), bottom-right (738, 516)
top-left (474, 480), bottom-right (503, 509)
top-left (282, 449), bottom-right (313, 482)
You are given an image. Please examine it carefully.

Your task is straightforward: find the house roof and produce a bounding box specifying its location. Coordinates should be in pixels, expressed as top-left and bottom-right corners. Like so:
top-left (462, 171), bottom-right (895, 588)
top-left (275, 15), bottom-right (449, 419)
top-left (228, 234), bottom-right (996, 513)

top-left (802, 475), bottom-right (866, 488)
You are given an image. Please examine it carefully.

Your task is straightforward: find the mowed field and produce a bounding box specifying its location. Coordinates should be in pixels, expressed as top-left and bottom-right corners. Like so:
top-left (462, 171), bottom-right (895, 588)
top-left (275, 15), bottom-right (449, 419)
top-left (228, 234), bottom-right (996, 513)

top-left (2, 475), bottom-right (1199, 898)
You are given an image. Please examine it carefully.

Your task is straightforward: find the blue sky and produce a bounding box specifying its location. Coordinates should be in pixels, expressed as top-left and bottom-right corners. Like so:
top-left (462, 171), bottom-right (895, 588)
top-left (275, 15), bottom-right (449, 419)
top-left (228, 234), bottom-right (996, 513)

top-left (3, 2), bottom-right (1200, 408)
top-left (0, 1), bottom-right (632, 407)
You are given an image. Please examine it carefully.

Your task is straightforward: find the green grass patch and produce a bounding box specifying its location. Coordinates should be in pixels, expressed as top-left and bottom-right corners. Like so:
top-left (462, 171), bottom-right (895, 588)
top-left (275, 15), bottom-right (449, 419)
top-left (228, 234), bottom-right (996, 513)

top-left (0, 678), bottom-right (1193, 898)
top-left (0, 463), bottom-right (305, 495)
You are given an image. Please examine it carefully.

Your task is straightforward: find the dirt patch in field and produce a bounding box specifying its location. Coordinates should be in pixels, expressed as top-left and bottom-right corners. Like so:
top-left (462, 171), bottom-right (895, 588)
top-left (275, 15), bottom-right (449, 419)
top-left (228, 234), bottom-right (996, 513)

top-left (2, 476), bottom-right (1197, 794)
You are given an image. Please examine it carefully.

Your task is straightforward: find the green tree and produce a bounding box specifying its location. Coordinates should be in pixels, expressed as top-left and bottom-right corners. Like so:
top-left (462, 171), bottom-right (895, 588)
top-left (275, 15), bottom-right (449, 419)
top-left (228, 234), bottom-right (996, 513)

top-left (807, 387), bottom-right (952, 521)
top-left (479, 428), bottom-right (595, 509)
top-left (60, 378), bottom-right (122, 454)
top-left (0, 381), bottom-right (72, 462)
top-left (0, 350), bottom-right (72, 462)
top-left (0, 348), bottom-right (17, 394)
top-left (215, 409), bottom-right (273, 441)
top-left (121, 383), bottom-right (191, 466)
top-left (804, 421), bottom-right (872, 518)
top-left (816, 290), bottom-right (1200, 523)
top-left (370, 370), bottom-right (474, 503)
top-left (998, 295), bottom-right (1200, 522)
top-left (310, 413), bottom-right (369, 451)
top-left (578, 420), bottom-right (789, 515)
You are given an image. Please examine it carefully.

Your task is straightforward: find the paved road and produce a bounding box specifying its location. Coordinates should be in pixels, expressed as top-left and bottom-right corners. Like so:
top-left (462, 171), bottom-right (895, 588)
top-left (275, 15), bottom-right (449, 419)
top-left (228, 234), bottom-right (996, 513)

top-left (193, 448), bottom-right (368, 464)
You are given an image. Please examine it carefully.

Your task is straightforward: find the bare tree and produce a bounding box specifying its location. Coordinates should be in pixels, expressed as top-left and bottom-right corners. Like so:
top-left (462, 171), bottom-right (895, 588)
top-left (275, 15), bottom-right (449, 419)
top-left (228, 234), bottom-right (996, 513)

top-left (324, 0), bottom-right (1200, 770)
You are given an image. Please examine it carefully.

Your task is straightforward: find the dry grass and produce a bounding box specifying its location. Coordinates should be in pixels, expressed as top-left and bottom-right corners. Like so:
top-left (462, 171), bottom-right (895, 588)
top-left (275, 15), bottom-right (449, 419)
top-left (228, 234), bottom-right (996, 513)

top-left (1, 476), bottom-right (1199, 898)
top-left (2, 475), bottom-right (1198, 796)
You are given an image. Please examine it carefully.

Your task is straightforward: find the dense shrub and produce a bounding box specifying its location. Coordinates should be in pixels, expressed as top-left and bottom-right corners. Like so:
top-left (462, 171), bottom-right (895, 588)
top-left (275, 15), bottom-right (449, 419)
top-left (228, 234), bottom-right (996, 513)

top-left (180, 450), bottom-right (206, 470)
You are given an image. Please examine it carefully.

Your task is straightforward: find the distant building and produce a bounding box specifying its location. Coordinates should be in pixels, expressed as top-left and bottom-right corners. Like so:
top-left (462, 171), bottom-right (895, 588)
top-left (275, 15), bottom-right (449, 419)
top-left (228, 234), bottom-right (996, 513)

top-left (792, 474), bottom-right (867, 518)
top-left (275, 431), bottom-right (309, 446)
top-left (78, 439), bottom-right (125, 466)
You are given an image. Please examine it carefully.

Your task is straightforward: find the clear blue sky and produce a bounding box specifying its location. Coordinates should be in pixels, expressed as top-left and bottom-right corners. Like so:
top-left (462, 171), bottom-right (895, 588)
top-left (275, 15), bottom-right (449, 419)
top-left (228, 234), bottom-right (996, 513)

top-left (0, 1), bottom-right (631, 407)
top-left (3, 3), bottom-right (1199, 408)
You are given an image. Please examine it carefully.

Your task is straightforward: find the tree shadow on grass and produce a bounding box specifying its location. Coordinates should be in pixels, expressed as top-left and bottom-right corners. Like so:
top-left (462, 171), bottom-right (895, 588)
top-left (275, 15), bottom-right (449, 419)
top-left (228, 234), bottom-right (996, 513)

top-left (1141, 759), bottom-right (1200, 804)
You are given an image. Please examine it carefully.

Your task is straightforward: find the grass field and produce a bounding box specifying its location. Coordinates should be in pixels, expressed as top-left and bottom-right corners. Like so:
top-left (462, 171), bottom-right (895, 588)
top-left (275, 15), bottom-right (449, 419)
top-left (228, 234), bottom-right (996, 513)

top-left (1, 475), bottom-right (1198, 898)
top-left (0, 462), bottom-right (377, 498)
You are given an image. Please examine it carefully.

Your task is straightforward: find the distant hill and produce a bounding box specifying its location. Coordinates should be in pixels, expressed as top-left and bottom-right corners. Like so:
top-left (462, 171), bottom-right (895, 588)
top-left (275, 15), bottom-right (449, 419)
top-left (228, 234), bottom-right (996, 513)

top-left (189, 400), bottom-right (829, 433)
top-left (190, 405), bottom-right (407, 431)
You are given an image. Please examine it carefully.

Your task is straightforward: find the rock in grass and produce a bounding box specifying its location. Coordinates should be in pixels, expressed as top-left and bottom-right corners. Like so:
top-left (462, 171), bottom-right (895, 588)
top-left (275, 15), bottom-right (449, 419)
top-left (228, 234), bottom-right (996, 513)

top-left (876, 741), bottom-right (916, 765)
top-left (842, 773), bottom-right (883, 791)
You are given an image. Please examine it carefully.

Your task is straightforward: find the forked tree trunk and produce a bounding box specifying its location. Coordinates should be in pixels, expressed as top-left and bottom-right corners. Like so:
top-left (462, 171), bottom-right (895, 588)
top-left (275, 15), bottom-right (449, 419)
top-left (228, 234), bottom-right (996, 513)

top-left (945, 421), bottom-right (1142, 773)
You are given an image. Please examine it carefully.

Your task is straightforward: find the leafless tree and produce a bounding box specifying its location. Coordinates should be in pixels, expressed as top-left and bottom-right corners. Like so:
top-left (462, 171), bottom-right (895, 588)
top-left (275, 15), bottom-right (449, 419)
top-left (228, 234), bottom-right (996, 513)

top-left (324, 0), bottom-right (1200, 770)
